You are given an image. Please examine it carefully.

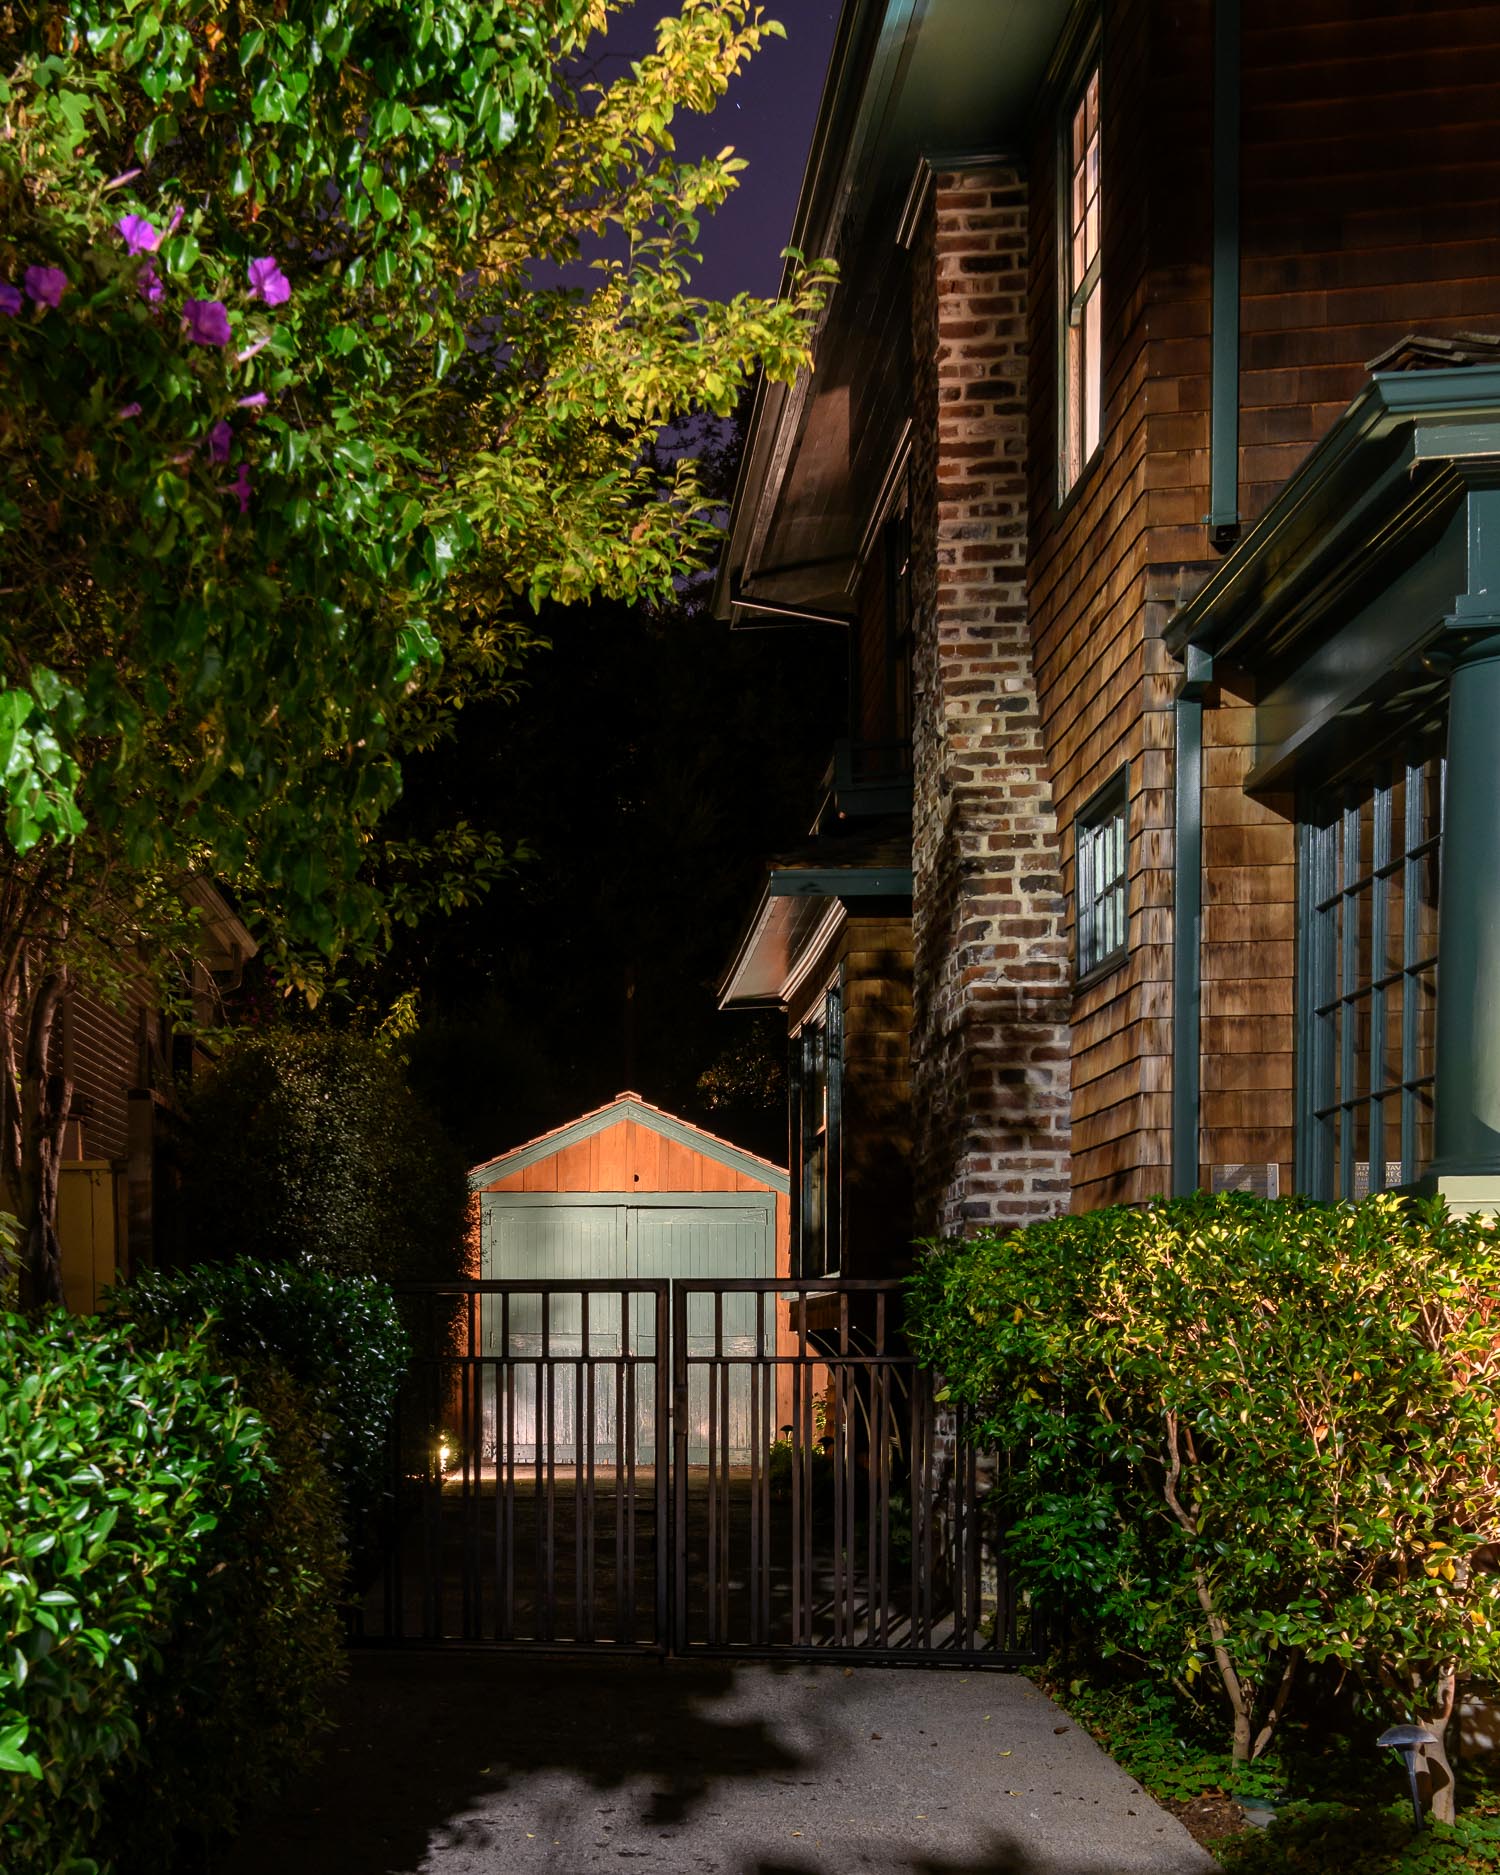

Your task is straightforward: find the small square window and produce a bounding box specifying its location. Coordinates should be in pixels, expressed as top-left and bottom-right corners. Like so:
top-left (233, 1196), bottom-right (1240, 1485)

top-left (1060, 58), bottom-right (1103, 495)
top-left (1075, 768), bottom-right (1128, 981)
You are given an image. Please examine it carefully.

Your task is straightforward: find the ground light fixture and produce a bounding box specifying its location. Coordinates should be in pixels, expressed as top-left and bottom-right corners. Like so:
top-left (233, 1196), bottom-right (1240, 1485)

top-left (1377, 1724), bottom-right (1440, 1830)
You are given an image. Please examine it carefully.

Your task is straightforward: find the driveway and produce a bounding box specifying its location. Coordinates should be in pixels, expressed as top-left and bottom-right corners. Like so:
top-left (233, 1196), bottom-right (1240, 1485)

top-left (215, 1652), bottom-right (1216, 1875)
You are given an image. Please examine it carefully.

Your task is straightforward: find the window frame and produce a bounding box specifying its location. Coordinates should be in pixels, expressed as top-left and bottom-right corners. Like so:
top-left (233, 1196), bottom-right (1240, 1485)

top-left (1294, 742), bottom-right (1445, 1201)
top-left (789, 974), bottom-right (843, 1279)
top-left (1057, 47), bottom-right (1103, 500)
top-left (1074, 765), bottom-right (1130, 988)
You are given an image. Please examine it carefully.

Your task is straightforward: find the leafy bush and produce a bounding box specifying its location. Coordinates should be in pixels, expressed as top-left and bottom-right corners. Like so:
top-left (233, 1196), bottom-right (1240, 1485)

top-left (101, 1359), bottom-right (344, 1875)
top-left (0, 1310), bottom-right (271, 1874)
top-left (907, 1193), bottom-right (1500, 1794)
top-left (117, 1257), bottom-right (408, 1528)
top-left (1217, 1799), bottom-right (1500, 1873)
top-left (173, 1028), bottom-right (470, 1285)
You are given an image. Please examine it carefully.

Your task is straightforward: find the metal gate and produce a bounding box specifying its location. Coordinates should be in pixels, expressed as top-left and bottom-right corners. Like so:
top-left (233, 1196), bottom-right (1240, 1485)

top-left (358, 1278), bottom-right (1044, 1665)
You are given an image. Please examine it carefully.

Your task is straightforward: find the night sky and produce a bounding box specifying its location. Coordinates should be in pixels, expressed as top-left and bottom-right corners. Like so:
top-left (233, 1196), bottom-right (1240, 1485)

top-left (595, 2), bottom-right (842, 302)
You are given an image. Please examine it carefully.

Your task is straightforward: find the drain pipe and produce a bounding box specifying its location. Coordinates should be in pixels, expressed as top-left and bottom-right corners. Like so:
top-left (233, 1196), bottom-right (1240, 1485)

top-left (1206, 0), bottom-right (1242, 552)
top-left (1173, 647), bottom-right (1214, 1197)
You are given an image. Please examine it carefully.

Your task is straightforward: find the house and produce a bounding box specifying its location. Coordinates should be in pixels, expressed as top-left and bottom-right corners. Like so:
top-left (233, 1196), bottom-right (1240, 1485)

top-left (52, 879), bottom-right (255, 1311)
top-left (717, 0), bottom-right (1500, 1264)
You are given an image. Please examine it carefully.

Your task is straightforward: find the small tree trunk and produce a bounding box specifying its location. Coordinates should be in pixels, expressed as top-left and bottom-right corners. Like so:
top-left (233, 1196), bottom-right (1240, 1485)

top-left (1420, 1663), bottom-right (1461, 1825)
top-left (15, 966), bottom-right (71, 1313)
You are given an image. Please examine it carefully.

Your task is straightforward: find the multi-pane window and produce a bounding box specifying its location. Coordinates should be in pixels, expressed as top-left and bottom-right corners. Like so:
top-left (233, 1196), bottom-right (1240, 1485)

top-left (1061, 62), bottom-right (1102, 494)
top-left (1298, 749), bottom-right (1444, 1199)
top-left (1076, 769), bottom-right (1128, 980)
top-left (790, 982), bottom-right (842, 1277)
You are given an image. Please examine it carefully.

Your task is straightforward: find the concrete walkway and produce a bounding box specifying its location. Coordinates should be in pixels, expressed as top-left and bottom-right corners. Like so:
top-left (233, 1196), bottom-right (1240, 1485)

top-left (215, 1653), bottom-right (1217, 1875)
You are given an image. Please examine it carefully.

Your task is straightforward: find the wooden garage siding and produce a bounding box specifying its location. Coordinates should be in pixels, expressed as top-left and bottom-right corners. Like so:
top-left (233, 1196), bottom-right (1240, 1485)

top-left (477, 1119), bottom-right (780, 1198)
top-left (65, 990), bottom-right (147, 1164)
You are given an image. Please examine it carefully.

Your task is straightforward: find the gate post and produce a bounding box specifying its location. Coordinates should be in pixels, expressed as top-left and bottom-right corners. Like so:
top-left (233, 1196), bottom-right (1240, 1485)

top-left (669, 1280), bottom-right (687, 1654)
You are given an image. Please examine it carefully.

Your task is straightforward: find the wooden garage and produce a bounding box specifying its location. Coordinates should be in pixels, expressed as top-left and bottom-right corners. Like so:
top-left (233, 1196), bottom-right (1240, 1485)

top-left (468, 1092), bottom-right (792, 1462)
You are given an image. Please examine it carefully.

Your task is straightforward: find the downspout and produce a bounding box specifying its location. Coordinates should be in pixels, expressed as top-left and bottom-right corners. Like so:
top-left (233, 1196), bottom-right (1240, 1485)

top-left (1173, 647), bottom-right (1214, 1197)
top-left (1206, 0), bottom-right (1241, 551)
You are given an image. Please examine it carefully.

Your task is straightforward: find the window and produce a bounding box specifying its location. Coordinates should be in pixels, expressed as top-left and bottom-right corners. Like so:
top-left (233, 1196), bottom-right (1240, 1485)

top-left (1060, 60), bottom-right (1102, 494)
top-left (1075, 769), bottom-right (1128, 981)
top-left (1298, 747), bottom-right (1444, 1199)
top-left (789, 980), bottom-right (842, 1277)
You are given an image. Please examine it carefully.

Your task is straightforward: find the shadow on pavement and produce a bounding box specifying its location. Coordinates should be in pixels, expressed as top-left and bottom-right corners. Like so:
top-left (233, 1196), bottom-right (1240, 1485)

top-left (213, 1651), bottom-right (811, 1875)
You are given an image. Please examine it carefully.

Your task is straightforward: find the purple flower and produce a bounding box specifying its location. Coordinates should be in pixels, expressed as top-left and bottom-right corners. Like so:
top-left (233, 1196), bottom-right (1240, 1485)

top-left (236, 391), bottom-right (268, 408)
top-left (24, 266), bottom-right (67, 310)
top-left (117, 214), bottom-right (161, 255)
top-left (0, 283), bottom-right (22, 317)
top-left (118, 402), bottom-right (143, 420)
top-left (247, 256), bottom-right (290, 306)
top-left (182, 298), bottom-right (231, 347)
top-left (208, 419), bottom-right (233, 463)
top-left (138, 260), bottom-right (164, 305)
top-left (236, 335), bottom-right (270, 363)
top-left (226, 462), bottom-right (252, 515)
top-left (104, 167), bottom-right (144, 191)
top-left (166, 206), bottom-right (184, 236)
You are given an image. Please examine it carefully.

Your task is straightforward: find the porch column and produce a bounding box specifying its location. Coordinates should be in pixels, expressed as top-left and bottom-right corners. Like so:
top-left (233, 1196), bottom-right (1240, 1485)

top-left (1432, 614), bottom-right (1500, 1202)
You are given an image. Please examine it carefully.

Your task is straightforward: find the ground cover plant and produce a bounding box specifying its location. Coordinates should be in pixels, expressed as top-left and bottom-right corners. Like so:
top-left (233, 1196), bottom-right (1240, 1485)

top-left (907, 1193), bottom-right (1500, 1822)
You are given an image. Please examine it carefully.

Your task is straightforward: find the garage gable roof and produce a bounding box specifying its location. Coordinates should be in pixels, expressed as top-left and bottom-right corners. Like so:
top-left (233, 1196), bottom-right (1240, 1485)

top-left (468, 1092), bottom-right (790, 1195)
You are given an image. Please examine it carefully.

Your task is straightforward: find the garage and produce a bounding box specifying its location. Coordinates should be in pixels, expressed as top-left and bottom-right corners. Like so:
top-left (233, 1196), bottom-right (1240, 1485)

top-left (468, 1092), bottom-right (791, 1462)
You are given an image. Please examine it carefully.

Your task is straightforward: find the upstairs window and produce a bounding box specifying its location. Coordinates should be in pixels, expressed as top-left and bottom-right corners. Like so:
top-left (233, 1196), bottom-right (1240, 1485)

top-left (1076, 768), bottom-right (1128, 982)
top-left (1060, 61), bottom-right (1102, 494)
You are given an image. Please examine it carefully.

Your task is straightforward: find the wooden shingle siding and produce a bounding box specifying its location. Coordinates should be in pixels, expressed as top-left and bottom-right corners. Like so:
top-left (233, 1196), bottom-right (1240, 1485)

top-left (1026, 0), bottom-right (1214, 1210)
top-left (1238, 0), bottom-right (1500, 523)
top-left (66, 990), bottom-right (146, 1164)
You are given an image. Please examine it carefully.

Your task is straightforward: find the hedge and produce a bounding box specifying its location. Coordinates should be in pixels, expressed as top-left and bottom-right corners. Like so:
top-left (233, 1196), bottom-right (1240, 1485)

top-left (0, 1311), bottom-right (275, 1874)
top-left (906, 1192), bottom-right (1500, 1806)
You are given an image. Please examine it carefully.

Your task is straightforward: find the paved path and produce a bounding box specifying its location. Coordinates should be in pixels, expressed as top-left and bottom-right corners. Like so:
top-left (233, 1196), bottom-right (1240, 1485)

top-left (215, 1653), bottom-right (1217, 1875)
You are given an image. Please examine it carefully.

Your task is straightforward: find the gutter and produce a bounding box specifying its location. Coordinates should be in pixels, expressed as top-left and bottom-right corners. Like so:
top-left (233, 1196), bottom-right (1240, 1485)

top-left (1172, 647), bottom-right (1214, 1196)
top-left (1206, 0), bottom-right (1241, 550)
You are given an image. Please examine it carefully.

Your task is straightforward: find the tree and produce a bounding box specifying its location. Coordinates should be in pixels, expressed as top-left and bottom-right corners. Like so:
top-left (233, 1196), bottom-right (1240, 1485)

top-left (0, 0), bottom-right (832, 1303)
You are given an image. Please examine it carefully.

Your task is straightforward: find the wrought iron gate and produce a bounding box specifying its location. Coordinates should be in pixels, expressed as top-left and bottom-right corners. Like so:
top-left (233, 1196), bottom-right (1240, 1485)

top-left (358, 1278), bottom-right (1044, 1666)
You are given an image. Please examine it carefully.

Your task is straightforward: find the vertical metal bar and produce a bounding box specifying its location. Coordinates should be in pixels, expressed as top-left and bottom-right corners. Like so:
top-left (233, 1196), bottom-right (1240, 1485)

top-left (800, 1292), bottom-right (814, 1645)
top-left (656, 1283), bottom-right (671, 1651)
top-left (749, 1291), bottom-right (762, 1646)
top-left (1402, 756), bottom-right (1422, 1179)
top-left (461, 1289), bottom-right (476, 1640)
top-left (1173, 653), bottom-right (1211, 1193)
top-left (707, 1293), bottom-right (720, 1646)
top-left (790, 1297), bottom-right (803, 1647)
top-left (499, 1295), bottom-right (513, 1639)
top-left (578, 1291), bottom-right (590, 1644)
top-left (1369, 775), bottom-right (1391, 1191)
top-left (625, 1315), bottom-right (638, 1646)
top-left (1339, 800), bottom-right (1360, 1198)
top-left (615, 1291), bottom-right (627, 1645)
top-left (833, 1294), bottom-right (847, 1645)
top-left (761, 1351), bottom-right (773, 1643)
top-left (542, 1288), bottom-right (554, 1642)
top-left (1207, 0), bottom-right (1241, 543)
top-left (388, 1387), bottom-right (403, 1639)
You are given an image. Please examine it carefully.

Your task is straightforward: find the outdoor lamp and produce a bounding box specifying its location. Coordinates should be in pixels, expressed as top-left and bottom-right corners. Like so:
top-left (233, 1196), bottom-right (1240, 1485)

top-left (1376, 1724), bottom-right (1439, 1830)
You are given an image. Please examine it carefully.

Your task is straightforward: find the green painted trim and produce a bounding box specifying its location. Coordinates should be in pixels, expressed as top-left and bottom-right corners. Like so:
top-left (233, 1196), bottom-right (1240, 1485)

top-left (767, 868), bottom-right (914, 900)
top-left (1171, 649), bottom-right (1212, 1195)
top-left (1206, 0), bottom-right (1240, 544)
top-left (469, 1099), bottom-right (790, 1196)
top-left (1167, 369), bottom-right (1500, 663)
top-left (477, 1191), bottom-right (778, 1213)
top-left (1247, 503), bottom-right (1466, 787)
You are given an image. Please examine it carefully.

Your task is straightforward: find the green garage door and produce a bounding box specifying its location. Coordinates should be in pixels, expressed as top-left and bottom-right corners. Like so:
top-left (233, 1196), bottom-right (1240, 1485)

top-left (478, 1193), bottom-right (773, 1462)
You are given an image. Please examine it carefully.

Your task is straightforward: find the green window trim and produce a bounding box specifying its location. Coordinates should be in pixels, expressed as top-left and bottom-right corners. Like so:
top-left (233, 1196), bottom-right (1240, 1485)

top-left (789, 975), bottom-right (843, 1279)
top-left (1074, 765), bottom-right (1129, 986)
top-left (1295, 745), bottom-right (1444, 1200)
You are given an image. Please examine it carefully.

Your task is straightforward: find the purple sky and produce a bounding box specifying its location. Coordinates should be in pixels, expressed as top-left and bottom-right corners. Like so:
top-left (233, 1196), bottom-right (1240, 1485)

top-left (593, 3), bottom-right (842, 302)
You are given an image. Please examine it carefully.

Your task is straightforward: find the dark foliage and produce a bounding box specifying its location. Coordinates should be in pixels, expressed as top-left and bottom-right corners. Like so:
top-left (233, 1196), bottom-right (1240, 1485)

top-left (173, 1028), bottom-right (470, 1284)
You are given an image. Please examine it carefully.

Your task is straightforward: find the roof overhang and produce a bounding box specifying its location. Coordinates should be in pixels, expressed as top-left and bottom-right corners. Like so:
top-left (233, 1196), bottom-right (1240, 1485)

top-left (713, 0), bottom-right (1072, 625)
top-left (718, 861), bottom-right (914, 1009)
top-left (1168, 364), bottom-right (1500, 787)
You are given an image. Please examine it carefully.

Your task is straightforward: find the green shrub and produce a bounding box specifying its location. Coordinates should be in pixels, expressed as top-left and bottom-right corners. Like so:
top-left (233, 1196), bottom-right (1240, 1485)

top-left (0, 1310), bottom-right (271, 1874)
top-left (1217, 1799), bottom-right (1500, 1873)
top-left (907, 1193), bottom-right (1500, 1786)
top-left (173, 1027), bottom-right (470, 1285)
top-left (101, 1359), bottom-right (344, 1875)
top-left (116, 1258), bottom-right (408, 1529)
